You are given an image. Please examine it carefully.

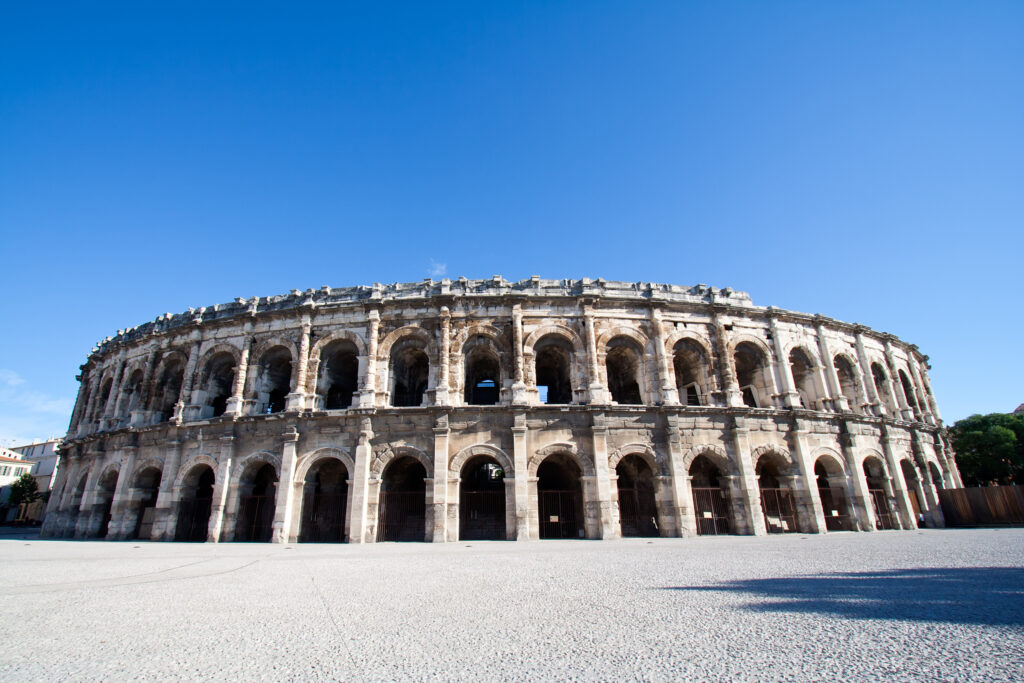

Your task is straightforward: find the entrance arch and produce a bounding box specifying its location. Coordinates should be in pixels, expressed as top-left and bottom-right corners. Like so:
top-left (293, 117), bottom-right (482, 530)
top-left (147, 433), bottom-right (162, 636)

top-left (615, 455), bottom-right (658, 537)
top-left (689, 455), bottom-right (731, 535)
top-left (235, 463), bottom-right (277, 542)
top-left (93, 468), bottom-right (119, 539)
top-left (537, 454), bottom-right (584, 539)
top-left (129, 466), bottom-right (162, 540)
top-left (755, 454), bottom-right (798, 534)
top-left (459, 456), bottom-right (507, 540)
top-left (863, 457), bottom-right (895, 530)
top-left (377, 456), bottom-right (427, 542)
top-left (814, 456), bottom-right (854, 531)
top-left (300, 458), bottom-right (349, 543)
top-left (900, 459), bottom-right (924, 528)
top-left (176, 465), bottom-right (215, 542)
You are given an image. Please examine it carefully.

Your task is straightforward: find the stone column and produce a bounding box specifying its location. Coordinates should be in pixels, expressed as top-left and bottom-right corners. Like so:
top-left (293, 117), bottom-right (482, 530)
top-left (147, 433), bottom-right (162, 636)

top-left (286, 318), bottom-right (312, 411)
top-left (730, 415), bottom-right (766, 535)
top-left (107, 445), bottom-right (138, 540)
top-left (131, 347), bottom-right (160, 426)
top-left (225, 334), bottom-right (252, 417)
top-left (787, 421), bottom-right (825, 533)
top-left (917, 362), bottom-right (942, 423)
top-left (175, 337), bottom-right (202, 423)
top-left (885, 341), bottom-right (915, 421)
top-left (435, 307), bottom-right (451, 405)
top-left (358, 310), bottom-right (380, 408)
top-left (74, 452), bottom-right (103, 538)
top-left (713, 314), bottom-right (742, 407)
top-left (511, 304), bottom-right (528, 405)
top-left (838, 424), bottom-right (875, 531)
top-left (430, 414), bottom-right (450, 542)
top-left (908, 359), bottom-right (935, 424)
top-left (583, 305), bottom-right (606, 404)
top-left (348, 417), bottom-right (374, 542)
top-left (815, 321), bottom-right (847, 412)
top-left (651, 307), bottom-right (678, 405)
top-left (880, 427), bottom-right (916, 529)
top-left (272, 426), bottom-right (300, 543)
top-left (769, 315), bottom-right (800, 409)
top-left (207, 435), bottom-right (236, 542)
top-left (67, 371), bottom-right (90, 436)
top-left (40, 450), bottom-right (74, 537)
top-left (152, 438), bottom-right (182, 541)
top-left (512, 412), bottom-right (530, 540)
top-left (664, 414), bottom-right (694, 536)
top-left (100, 358), bottom-right (126, 429)
top-left (590, 413), bottom-right (618, 539)
top-left (854, 328), bottom-right (882, 416)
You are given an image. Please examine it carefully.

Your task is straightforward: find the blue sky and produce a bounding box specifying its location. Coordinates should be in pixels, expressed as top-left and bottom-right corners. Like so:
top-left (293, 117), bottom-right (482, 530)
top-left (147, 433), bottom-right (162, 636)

top-left (1, 2), bottom-right (1021, 444)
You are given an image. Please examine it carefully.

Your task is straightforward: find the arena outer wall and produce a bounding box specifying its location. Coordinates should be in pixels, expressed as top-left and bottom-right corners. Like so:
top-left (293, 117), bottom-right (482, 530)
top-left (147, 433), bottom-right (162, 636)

top-left (41, 277), bottom-right (960, 543)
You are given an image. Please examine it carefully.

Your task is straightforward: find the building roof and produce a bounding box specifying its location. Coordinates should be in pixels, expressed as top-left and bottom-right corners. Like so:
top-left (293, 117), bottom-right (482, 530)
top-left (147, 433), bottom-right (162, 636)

top-left (0, 454), bottom-right (27, 464)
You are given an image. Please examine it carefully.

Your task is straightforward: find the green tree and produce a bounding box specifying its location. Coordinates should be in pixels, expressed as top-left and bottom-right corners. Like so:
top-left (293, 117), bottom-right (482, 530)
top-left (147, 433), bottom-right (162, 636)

top-left (7, 472), bottom-right (40, 508)
top-left (949, 412), bottom-right (1024, 486)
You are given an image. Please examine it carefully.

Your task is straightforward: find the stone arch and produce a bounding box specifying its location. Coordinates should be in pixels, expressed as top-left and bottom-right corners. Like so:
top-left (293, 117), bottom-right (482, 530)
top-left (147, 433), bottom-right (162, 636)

top-left (371, 445), bottom-right (431, 478)
top-left (783, 342), bottom-right (822, 366)
top-left (249, 336), bottom-right (300, 370)
top-left (609, 443), bottom-right (663, 476)
top-left (377, 325), bottom-right (437, 361)
top-left (524, 324), bottom-right (585, 355)
top-left (233, 450), bottom-right (283, 486)
top-left (750, 444), bottom-right (794, 471)
top-left (451, 323), bottom-right (512, 358)
top-left (860, 449), bottom-right (888, 471)
top-left (131, 458), bottom-right (164, 486)
top-left (295, 447), bottom-right (355, 484)
top-left (174, 454), bottom-right (219, 488)
top-left (196, 342), bottom-right (242, 370)
top-left (596, 325), bottom-right (651, 355)
top-left (456, 324), bottom-right (513, 405)
top-left (529, 442), bottom-right (594, 477)
top-left (96, 462), bottom-right (121, 489)
top-left (682, 444), bottom-right (736, 475)
top-left (727, 333), bottom-right (773, 359)
top-left (811, 447), bottom-right (846, 476)
top-left (450, 444), bottom-right (514, 479)
top-left (663, 329), bottom-right (715, 360)
top-left (309, 329), bottom-right (367, 361)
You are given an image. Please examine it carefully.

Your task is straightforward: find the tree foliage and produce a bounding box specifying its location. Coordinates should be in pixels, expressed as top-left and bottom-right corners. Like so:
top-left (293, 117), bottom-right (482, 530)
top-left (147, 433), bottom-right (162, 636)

top-left (949, 412), bottom-right (1024, 486)
top-left (7, 472), bottom-right (40, 508)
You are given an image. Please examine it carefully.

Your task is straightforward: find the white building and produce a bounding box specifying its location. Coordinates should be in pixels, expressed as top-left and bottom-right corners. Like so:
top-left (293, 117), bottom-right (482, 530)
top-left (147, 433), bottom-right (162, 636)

top-left (10, 439), bottom-right (62, 493)
top-left (0, 448), bottom-right (34, 505)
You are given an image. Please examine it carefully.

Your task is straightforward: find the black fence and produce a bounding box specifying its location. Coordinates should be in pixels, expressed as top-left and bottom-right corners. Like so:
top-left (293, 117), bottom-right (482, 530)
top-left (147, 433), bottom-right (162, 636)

top-left (818, 486), bottom-right (856, 532)
top-left (460, 490), bottom-right (506, 540)
top-left (300, 492), bottom-right (347, 543)
top-left (175, 497), bottom-right (212, 542)
top-left (869, 489), bottom-right (896, 530)
top-left (938, 485), bottom-right (1024, 527)
top-left (377, 491), bottom-right (426, 542)
top-left (538, 490), bottom-right (583, 539)
top-left (692, 487), bottom-right (731, 536)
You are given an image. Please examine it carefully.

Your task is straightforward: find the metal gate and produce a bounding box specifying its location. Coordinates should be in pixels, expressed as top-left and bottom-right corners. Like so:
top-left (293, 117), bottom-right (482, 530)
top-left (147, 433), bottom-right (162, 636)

top-left (906, 487), bottom-right (922, 525)
top-left (818, 486), bottom-right (855, 531)
top-left (236, 494), bottom-right (275, 542)
top-left (539, 490), bottom-right (583, 539)
top-left (938, 485), bottom-right (1024, 527)
top-left (175, 497), bottom-right (212, 542)
top-left (300, 492), bottom-right (347, 543)
top-left (460, 490), bottom-right (506, 540)
top-left (759, 487), bottom-right (798, 533)
top-left (869, 489), bottom-right (895, 530)
top-left (377, 491), bottom-right (426, 542)
top-left (692, 487), bottom-right (731, 535)
top-left (618, 487), bottom-right (658, 537)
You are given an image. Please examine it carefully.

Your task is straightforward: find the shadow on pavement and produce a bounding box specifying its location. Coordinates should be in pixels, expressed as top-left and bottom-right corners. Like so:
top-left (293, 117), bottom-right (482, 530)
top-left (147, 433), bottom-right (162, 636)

top-left (661, 567), bottom-right (1024, 626)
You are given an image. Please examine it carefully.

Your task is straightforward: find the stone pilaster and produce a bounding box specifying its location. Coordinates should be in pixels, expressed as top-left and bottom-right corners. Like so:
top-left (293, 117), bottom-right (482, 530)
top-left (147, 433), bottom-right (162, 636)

top-left (272, 426), bottom-right (301, 543)
top-left (286, 318), bottom-right (312, 411)
top-left (583, 305), bottom-right (606, 404)
top-left (787, 420), bottom-right (825, 533)
top-left (151, 438), bottom-right (182, 541)
top-left (511, 412), bottom-right (530, 540)
top-left (511, 304), bottom-right (528, 405)
top-left (358, 310), bottom-right (380, 408)
top-left (225, 333), bottom-right (252, 417)
top-left (107, 445), bottom-right (138, 540)
top-left (590, 412), bottom-right (617, 539)
top-left (175, 336), bottom-right (202, 423)
top-left (207, 434), bottom-right (236, 542)
top-left (435, 307), bottom-right (451, 405)
top-left (769, 315), bottom-right (800, 409)
top-left (713, 313), bottom-right (742, 407)
top-left (650, 307), bottom-right (678, 405)
top-left (730, 415), bottom-right (766, 535)
top-left (815, 320), bottom-right (847, 412)
top-left (663, 414), bottom-right (693, 536)
top-left (348, 417), bottom-right (374, 542)
top-left (854, 328), bottom-right (882, 416)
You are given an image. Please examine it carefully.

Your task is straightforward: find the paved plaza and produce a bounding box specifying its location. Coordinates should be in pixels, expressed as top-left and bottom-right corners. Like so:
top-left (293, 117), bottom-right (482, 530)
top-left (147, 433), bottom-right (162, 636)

top-left (0, 529), bottom-right (1022, 681)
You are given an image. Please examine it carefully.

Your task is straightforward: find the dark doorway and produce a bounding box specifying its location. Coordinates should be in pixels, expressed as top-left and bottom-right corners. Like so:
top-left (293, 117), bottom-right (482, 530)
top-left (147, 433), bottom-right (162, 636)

top-left (815, 461), bottom-right (854, 531)
top-left (537, 454), bottom-right (584, 539)
top-left (300, 459), bottom-right (349, 543)
top-left (864, 458), bottom-right (895, 530)
top-left (690, 455), bottom-right (731, 535)
top-left (459, 457), bottom-right (506, 540)
top-left (176, 466), bottom-right (215, 542)
top-left (236, 463), bottom-right (277, 542)
top-left (131, 467), bottom-right (162, 540)
top-left (94, 469), bottom-right (119, 539)
top-left (616, 455), bottom-right (658, 537)
top-left (391, 343), bottom-right (429, 407)
top-left (377, 456), bottom-right (427, 542)
top-left (535, 337), bottom-right (573, 404)
top-left (757, 459), bottom-right (798, 534)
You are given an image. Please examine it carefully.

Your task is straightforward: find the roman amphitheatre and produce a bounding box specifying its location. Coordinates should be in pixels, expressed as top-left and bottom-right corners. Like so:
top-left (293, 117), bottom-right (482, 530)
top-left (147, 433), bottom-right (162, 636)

top-left (41, 277), bottom-right (957, 544)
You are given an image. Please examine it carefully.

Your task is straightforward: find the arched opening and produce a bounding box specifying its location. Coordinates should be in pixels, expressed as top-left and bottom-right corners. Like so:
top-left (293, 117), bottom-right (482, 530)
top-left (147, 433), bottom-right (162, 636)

top-left (300, 458), bottom-right (349, 543)
top-left (606, 338), bottom-right (643, 405)
top-left (176, 466), bottom-right (215, 541)
top-left (789, 348), bottom-right (821, 410)
top-left (900, 459), bottom-right (923, 528)
top-left (464, 338), bottom-right (502, 405)
top-left (319, 341), bottom-right (359, 410)
top-left (899, 370), bottom-right (919, 418)
top-left (152, 357), bottom-right (185, 422)
top-left (199, 352), bottom-right (236, 418)
top-left (390, 340), bottom-right (429, 407)
top-left (814, 458), bottom-right (853, 531)
top-left (537, 454), bottom-right (584, 539)
top-left (377, 456), bottom-right (427, 541)
top-left (871, 363), bottom-right (895, 415)
top-left (122, 369), bottom-right (145, 416)
top-left (929, 462), bottom-right (945, 491)
top-left (673, 339), bottom-right (709, 406)
top-left (130, 467), bottom-right (162, 540)
top-left (756, 456), bottom-right (798, 533)
top-left (66, 473), bottom-right (89, 534)
top-left (254, 347), bottom-right (292, 414)
top-left (459, 456), bottom-right (506, 540)
top-left (93, 469), bottom-right (119, 539)
top-left (863, 457), bottom-right (895, 530)
top-left (833, 355), bottom-right (860, 413)
top-left (615, 455), bottom-right (658, 537)
top-left (235, 463), bottom-right (278, 542)
top-left (689, 455), bottom-right (731, 535)
top-left (734, 342), bottom-right (771, 408)
top-left (535, 335), bottom-right (573, 405)
top-left (93, 376), bottom-right (113, 423)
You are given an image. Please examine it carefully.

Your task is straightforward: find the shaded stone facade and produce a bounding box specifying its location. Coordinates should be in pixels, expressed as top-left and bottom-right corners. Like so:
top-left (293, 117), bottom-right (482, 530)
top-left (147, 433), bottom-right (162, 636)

top-left (42, 277), bottom-right (959, 543)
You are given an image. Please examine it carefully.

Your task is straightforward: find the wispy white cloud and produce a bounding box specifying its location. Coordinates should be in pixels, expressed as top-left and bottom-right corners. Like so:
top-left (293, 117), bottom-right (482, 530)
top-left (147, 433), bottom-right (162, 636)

top-left (428, 259), bottom-right (447, 278)
top-left (0, 368), bottom-right (73, 446)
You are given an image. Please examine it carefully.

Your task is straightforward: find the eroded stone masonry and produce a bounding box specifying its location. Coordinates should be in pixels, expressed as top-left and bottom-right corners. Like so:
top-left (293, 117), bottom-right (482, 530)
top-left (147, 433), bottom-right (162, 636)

top-left (42, 277), bottom-right (960, 543)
